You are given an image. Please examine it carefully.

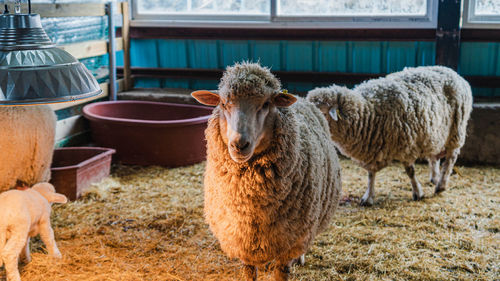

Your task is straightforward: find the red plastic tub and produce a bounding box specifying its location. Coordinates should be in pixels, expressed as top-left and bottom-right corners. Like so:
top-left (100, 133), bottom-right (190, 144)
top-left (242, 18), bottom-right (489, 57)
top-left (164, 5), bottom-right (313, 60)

top-left (50, 147), bottom-right (115, 200)
top-left (82, 101), bottom-right (212, 167)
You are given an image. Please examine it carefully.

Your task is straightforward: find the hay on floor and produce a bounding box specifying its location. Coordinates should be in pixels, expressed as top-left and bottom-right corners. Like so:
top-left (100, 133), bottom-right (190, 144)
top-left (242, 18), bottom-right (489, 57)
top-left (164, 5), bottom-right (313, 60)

top-left (1, 159), bottom-right (498, 281)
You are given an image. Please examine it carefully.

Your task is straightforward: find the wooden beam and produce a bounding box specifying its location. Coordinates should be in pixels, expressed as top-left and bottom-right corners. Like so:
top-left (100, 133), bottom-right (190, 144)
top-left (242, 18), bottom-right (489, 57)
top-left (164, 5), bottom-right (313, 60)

top-left (461, 29), bottom-right (500, 42)
top-left (119, 67), bottom-right (500, 89)
top-left (129, 27), bottom-right (436, 41)
top-left (55, 115), bottom-right (87, 142)
top-left (121, 2), bottom-right (132, 91)
top-left (58, 38), bottom-right (123, 60)
top-left (20, 3), bottom-right (123, 17)
top-left (23, 3), bottom-right (106, 17)
top-left (435, 0), bottom-right (462, 69)
top-left (50, 79), bottom-right (124, 111)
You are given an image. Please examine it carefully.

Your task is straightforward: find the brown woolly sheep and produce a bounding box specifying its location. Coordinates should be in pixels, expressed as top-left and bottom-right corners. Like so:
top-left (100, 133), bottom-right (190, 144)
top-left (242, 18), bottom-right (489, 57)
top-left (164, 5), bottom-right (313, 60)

top-left (192, 62), bottom-right (342, 281)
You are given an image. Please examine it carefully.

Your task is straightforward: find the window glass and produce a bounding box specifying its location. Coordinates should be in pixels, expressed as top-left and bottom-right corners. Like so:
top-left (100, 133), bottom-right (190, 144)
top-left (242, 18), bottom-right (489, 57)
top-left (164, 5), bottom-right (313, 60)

top-left (277, 0), bottom-right (427, 16)
top-left (474, 0), bottom-right (500, 16)
top-left (137, 0), bottom-right (270, 15)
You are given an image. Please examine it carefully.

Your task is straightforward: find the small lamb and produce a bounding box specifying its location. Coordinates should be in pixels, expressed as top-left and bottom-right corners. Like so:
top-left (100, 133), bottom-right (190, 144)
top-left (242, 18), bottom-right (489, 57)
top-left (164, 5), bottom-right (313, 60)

top-left (0, 182), bottom-right (67, 281)
top-left (192, 62), bottom-right (341, 281)
top-left (307, 66), bottom-right (472, 206)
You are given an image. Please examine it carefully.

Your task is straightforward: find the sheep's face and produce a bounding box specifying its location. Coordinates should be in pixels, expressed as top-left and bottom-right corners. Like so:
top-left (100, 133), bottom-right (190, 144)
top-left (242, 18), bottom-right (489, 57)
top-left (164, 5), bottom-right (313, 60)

top-left (307, 86), bottom-right (342, 122)
top-left (192, 90), bottom-right (297, 163)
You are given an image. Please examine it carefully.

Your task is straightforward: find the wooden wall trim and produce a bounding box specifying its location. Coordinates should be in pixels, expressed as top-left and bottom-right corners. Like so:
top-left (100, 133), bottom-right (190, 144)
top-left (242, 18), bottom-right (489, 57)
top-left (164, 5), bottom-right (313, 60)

top-left (125, 26), bottom-right (500, 42)
top-left (128, 27), bottom-right (437, 41)
top-left (50, 79), bottom-right (124, 111)
top-left (59, 38), bottom-right (123, 60)
top-left (118, 67), bottom-right (500, 89)
top-left (461, 29), bottom-right (500, 42)
top-left (20, 3), bottom-right (123, 17)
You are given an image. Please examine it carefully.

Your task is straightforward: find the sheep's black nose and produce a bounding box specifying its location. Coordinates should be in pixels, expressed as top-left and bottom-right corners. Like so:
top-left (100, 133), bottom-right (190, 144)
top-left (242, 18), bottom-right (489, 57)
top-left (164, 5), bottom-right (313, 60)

top-left (231, 139), bottom-right (250, 151)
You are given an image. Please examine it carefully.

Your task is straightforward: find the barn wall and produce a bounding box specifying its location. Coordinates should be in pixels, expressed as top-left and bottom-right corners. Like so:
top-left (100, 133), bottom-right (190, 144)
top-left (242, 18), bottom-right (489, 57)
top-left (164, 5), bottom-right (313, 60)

top-left (126, 39), bottom-right (500, 97)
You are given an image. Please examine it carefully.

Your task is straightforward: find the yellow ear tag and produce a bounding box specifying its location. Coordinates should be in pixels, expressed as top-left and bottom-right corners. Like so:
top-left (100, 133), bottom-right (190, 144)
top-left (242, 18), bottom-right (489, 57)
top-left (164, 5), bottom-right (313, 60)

top-left (336, 109), bottom-right (342, 120)
top-left (281, 89), bottom-right (289, 94)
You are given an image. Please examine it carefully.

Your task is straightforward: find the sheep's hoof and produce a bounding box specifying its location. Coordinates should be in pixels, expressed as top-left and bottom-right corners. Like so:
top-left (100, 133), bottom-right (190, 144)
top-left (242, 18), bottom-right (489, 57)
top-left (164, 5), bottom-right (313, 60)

top-left (412, 193), bottom-right (424, 201)
top-left (291, 254), bottom-right (305, 266)
top-left (273, 264), bottom-right (290, 281)
top-left (435, 186), bottom-right (446, 194)
top-left (359, 197), bottom-right (373, 206)
top-left (430, 178), bottom-right (438, 185)
top-left (242, 264), bottom-right (257, 281)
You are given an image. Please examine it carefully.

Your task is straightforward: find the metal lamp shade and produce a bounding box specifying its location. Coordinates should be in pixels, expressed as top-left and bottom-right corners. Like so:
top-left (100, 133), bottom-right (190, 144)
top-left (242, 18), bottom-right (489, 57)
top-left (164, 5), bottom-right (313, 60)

top-left (0, 14), bottom-right (102, 105)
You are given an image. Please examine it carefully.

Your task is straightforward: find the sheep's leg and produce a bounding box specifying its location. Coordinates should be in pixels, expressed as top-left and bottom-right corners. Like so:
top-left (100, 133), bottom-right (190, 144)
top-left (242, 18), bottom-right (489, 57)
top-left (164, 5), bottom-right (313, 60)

top-left (404, 163), bottom-right (424, 201)
top-left (39, 220), bottom-right (61, 259)
top-left (2, 235), bottom-right (26, 281)
top-left (428, 157), bottom-right (440, 185)
top-left (294, 254), bottom-right (305, 266)
top-left (273, 261), bottom-right (291, 281)
top-left (19, 238), bottom-right (31, 264)
top-left (0, 228), bottom-right (5, 267)
top-left (242, 264), bottom-right (257, 281)
top-left (360, 171), bottom-right (376, 206)
top-left (435, 149), bottom-right (460, 194)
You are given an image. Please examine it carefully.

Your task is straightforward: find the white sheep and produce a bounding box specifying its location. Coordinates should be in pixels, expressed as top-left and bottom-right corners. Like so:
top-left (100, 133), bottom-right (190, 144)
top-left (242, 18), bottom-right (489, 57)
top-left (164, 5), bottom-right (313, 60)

top-left (307, 66), bottom-right (472, 206)
top-left (192, 62), bottom-right (342, 281)
top-left (0, 105), bottom-right (56, 192)
top-left (0, 182), bottom-right (67, 281)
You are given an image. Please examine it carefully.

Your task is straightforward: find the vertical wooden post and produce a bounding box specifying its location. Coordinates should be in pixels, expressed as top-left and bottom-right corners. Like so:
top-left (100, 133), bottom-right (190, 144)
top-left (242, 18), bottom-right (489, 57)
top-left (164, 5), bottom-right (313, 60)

top-left (122, 1), bottom-right (132, 91)
top-left (435, 0), bottom-right (462, 70)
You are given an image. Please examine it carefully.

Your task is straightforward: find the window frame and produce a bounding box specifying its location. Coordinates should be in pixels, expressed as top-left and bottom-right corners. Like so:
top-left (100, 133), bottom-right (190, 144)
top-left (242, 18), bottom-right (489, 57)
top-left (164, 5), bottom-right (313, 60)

top-left (463, 0), bottom-right (500, 29)
top-left (131, 0), bottom-right (439, 29)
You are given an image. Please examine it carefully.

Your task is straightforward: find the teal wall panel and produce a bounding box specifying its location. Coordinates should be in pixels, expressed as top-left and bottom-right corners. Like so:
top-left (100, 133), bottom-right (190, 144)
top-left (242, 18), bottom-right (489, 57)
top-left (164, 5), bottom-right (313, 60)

top-left (187, 40), bottom-right (219, 68)
top-left (416, 41), bottom-right (435, 66)
top-left (283, 41), bottom-right (314, 71)
top-left (158, 39), bottom-right (189, 68)
top-left (385, 42), bottom-right (417, 73)
top-left (318, 41), bottom-right (348, 72)
top-left (252, 40), bottom-right (281, 70)
top-left (157, 39), bottom-right (190, 88)
top-left (219, 40), bottom-right (250, 67)
top-left (351, 42), bottom-right (383, 73)
top-left (130, 38), bottom-right (499, 97)
top-left (131, 39), bottom-right (160, 88)
top-left (460, 42), bottom-right (498, 76)
top-left (460, 42), bottom-right (500, 97)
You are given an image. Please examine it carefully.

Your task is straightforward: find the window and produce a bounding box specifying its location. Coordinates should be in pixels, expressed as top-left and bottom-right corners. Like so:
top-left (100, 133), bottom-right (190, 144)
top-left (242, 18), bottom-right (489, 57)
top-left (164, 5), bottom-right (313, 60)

top-left (132, 0), bottom-right (438, 28)
top-left (136, 0), bottom-right (270, 17)
top-left (464, 0), bottom-right (500, 28)
top-left (277, 0), bottom-right (426, 16)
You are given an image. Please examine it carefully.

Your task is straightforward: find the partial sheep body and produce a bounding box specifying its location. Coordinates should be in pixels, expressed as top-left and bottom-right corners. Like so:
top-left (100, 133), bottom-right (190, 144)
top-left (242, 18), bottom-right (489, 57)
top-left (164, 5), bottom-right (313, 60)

top-left (0, 183), bottom-right (67, 281)
top-left (0, 105), bottom-right (56, 192)
top-left (192, 62), bottom-right (341, 281)
top-left (307, 66), bottom-right (472, 205)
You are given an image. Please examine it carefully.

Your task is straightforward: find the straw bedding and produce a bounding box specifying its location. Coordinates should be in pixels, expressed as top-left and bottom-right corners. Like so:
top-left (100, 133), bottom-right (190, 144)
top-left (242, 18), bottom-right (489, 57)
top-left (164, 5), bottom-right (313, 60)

top-left (1, 159), bottom-right (498, 281)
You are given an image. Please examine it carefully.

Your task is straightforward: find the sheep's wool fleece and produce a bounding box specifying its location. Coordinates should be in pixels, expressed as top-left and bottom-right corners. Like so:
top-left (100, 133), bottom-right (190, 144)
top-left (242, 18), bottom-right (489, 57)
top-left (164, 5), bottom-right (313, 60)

top-left (0, 106), bottom-right (56, 192)
top-left (307, 66), bottom-right (473, 171)
top-left (204, 97), bottom-right (341, 265)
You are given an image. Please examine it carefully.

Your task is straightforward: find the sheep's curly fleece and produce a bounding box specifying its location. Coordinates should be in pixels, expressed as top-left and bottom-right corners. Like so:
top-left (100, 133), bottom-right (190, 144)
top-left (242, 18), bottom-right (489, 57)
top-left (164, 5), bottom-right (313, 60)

top-left (204, 62), bottom-right (342, 265)
top-left (0, 106), bottom-right (56, 192)
top-left (307, 66), bottom-right (473, 171)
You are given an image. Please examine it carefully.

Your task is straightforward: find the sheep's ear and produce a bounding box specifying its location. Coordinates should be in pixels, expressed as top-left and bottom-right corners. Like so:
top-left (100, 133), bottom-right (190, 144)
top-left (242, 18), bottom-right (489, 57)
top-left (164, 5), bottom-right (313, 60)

top-left (49, 193), bottom-right (68, 204)
top-left (191, 90), bottom-right (220, 106)
top-left (328, 107), bottom-right (338, 121)
top-left (273, 92), bottom-right (297, 107)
